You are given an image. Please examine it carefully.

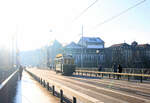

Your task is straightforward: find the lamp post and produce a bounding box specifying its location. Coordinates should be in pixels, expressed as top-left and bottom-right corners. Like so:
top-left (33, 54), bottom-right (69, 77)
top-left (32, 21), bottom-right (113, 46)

top-left (81, 25), bottom-right (83, 68)
top-left (47, 29), bottom-right (53, 68)
top-left (96, 50), bottom-right (99, 67)
top-left (47, 45), bottom-right (50, 68)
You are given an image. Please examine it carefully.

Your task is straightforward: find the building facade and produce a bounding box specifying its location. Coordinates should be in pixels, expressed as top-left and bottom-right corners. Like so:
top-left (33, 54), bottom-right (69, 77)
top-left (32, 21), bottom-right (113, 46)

top-left (63, 37), bottom-right (105, 67)
top-left (104, 41), bottom-right (150, 68)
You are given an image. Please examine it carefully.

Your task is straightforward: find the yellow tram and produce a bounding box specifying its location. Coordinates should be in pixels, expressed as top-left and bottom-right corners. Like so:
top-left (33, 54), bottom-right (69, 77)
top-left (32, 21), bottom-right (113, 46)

top-left (54, 54), bottom-right (76, 75)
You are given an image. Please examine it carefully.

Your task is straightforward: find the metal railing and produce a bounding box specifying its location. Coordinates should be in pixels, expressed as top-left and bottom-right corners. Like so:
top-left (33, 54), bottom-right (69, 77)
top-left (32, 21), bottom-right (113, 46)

top-left (75, 70), bottom-right (150, 83)
top-left (76, 67), bottom-right (150, 74)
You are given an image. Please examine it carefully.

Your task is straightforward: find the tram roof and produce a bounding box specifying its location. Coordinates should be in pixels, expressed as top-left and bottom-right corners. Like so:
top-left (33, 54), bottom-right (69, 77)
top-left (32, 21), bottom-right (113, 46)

top-left (56, 54), bottom-right (73, 59)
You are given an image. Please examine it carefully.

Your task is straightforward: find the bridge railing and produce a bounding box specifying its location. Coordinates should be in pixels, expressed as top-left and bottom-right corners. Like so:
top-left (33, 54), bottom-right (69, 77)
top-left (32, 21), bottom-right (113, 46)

top-left (0, 69), bottom-right (18, 103)
top-left (75, 70), bottom-right (150, 83)
top-left (0, 68), bottom-right (17, 84)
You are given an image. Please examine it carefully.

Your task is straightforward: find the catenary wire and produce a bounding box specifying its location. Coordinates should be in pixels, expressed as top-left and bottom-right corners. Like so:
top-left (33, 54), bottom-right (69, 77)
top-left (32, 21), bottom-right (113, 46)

top-left (73, 0), bottom-right (99, 22)
top-left (94, 0), bottom-right (146, 29)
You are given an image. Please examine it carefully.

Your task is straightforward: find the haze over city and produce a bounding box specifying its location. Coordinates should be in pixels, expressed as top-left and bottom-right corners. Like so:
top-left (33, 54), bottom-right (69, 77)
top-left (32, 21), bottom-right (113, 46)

top-left (0, 0), bottom-right (149, 51)
top-left (1, 1), bottom-right (150, 103)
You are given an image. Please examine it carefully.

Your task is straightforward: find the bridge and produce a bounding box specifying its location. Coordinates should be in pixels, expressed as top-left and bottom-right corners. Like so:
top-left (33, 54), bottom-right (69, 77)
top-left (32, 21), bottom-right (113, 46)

top-left (0, 67), bottom-right (150, 103)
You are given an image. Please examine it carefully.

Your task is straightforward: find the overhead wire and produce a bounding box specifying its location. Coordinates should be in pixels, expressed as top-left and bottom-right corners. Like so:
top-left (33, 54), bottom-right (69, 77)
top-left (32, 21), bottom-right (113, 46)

top-left (72, 0), bottom-right (99, 22)
top-left (71, 0), bottom-right (100, 42)
top-left (72, 0), bottom-right (146, 42)
top-left (94, 0), bottom-right (146, 29)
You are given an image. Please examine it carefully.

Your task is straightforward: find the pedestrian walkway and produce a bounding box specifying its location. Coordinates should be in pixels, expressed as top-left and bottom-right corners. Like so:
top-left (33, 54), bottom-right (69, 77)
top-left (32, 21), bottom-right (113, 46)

top-left (13, 71), bottom-right (59, 103)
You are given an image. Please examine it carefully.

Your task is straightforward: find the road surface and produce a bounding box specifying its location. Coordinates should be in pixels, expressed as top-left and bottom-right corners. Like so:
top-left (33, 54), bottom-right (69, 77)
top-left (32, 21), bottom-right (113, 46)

top-left (27, 68), bottom-right (150, 103)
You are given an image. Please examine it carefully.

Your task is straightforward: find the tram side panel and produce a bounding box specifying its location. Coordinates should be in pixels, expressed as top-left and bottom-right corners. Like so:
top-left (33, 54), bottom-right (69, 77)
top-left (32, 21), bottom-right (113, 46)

top-left (62, 64), bottom-right (76, 76)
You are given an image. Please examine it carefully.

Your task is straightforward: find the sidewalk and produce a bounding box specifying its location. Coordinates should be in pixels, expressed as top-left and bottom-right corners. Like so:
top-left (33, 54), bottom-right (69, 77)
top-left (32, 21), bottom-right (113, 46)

top-left (13, 71), bottom-right (59, 103)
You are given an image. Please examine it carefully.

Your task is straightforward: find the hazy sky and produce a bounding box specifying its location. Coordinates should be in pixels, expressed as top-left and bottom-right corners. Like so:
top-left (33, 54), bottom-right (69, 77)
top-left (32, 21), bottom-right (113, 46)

top-left (0, 0), bottom-right (149, 51)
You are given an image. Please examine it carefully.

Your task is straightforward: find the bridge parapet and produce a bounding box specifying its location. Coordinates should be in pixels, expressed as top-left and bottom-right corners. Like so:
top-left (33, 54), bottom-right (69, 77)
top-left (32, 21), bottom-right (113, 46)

top-left (0, 69), bottom-right (18, 103)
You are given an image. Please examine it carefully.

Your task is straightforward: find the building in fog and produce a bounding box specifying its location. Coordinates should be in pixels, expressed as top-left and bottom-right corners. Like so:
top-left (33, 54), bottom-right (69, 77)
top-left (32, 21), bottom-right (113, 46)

top-left (64, 37), bottom-right (105, 67)
top-left (47, 40), bottom-right (62, 67)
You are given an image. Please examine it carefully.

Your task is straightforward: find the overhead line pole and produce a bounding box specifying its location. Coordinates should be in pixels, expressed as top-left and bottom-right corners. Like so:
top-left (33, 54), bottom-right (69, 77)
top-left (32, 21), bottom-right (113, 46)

top-left (81, 25), bottom-right (84, 68)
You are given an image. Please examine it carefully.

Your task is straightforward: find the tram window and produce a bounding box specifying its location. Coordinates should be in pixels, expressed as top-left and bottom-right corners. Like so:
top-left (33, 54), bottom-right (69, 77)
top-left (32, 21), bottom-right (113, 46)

top-left (72, 59), bottom-right (74, 64)
top-left (67, 59), bottom-right (69, 64)
top-left (69, 59), bottom-right (72, 64)
top-left (68, 59), bottom-right (71, 64)
top-left (67, 59), bottom-right (71, 64)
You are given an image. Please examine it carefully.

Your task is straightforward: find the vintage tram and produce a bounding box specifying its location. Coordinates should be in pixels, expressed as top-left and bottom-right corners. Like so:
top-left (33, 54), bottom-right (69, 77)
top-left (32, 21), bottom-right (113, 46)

top-left (54, 54), bottom-right (76, 76)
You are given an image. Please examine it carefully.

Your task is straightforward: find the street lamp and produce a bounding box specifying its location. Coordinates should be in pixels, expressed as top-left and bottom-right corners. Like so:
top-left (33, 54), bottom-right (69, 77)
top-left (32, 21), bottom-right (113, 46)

top-left (47, 29), bottom-right (53, 69)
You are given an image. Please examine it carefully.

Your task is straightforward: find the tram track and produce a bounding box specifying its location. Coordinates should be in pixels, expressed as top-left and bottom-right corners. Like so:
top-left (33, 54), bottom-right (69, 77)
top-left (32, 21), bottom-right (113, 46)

top-left (28, 69), bottom-right (150, 103)
top-left (39, 70), bottom-right (150, 97)
top-left (70, 77), bottom-right (150, 95)
top-left (47, 72), bottom-right (150, 100)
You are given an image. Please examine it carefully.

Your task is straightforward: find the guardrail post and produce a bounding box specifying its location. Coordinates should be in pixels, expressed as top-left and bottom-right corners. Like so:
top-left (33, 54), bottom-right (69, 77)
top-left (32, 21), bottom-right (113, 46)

top-left (40, 78), bottom-right (42, 84)
top-left (73, 97), bottom-right (76, 103)
top-left (52, 85), bottom-right (55, 96)
top-left (35, 75), bottom-right (37, 81)
top-left (43, 80), bottom-right (45, 87)
top-left (113, 74), bottom-right (115, 79)
top-left (38, 77), bottom-right (40, 83)
top-left (117, 74), bottom-right (119, 80)
top-left (140, 76), bottom-right (143, 83)
top-left (60, 89), bottom-right (63, 103)
top-left (128, 75), bottom-right (130, 81)
top-left (47, 82), bottom-right (49, 90)
top-left (102, 73), bottom-right (103, 78)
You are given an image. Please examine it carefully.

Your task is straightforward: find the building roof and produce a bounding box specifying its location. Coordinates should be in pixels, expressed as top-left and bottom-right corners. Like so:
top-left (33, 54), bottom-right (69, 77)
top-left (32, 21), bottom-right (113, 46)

top-left (137, 44), bottom-right (150, 48)
top-left (110, 42), bottom-right (150, 49)
top-left (110, 43), bottom-right (130, 48)
top-left (64, 42), bottom-right (82, 48)
top-left (79, 37), bottom-right (104, 44)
